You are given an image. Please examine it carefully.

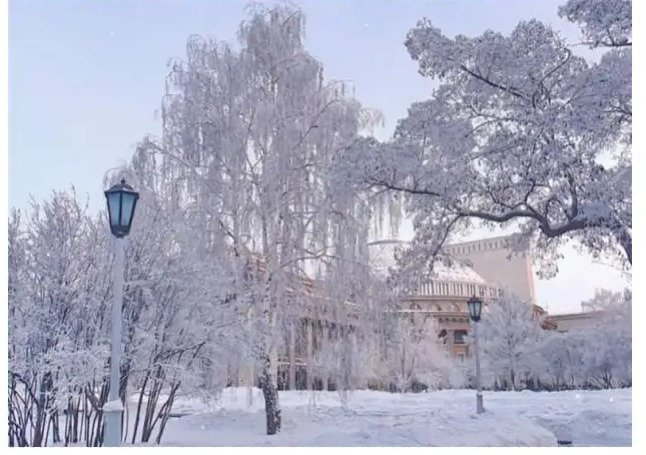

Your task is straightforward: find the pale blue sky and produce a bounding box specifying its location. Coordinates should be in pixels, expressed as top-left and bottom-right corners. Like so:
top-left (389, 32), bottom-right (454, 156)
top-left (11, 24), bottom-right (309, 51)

top-left (8, 0), bottom-right (629, 312)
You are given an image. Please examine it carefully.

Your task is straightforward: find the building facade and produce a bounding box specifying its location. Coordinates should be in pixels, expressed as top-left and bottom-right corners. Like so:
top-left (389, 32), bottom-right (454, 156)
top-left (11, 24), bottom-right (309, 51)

top-left (235, 234), bottom-right (552, 391)
top-left (369, 239), bottom-right (501, 361)
top-left (444, 234), bottom-right (537, 306)
top-left (546, 311), bottom-right (606, 332)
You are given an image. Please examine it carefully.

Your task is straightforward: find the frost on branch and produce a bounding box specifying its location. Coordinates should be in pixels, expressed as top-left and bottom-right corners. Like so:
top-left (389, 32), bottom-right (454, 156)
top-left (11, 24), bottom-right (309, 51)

top-left (477, 290), bottom-right (543, 391)
top-left (558, 0), bottom-right (632, 48)
top-left (338, 2), bottom-right (631, 277)
top-left (141, 3), bottom-right (384, 436)
top-left (539, 288), bottom-right (631, 389)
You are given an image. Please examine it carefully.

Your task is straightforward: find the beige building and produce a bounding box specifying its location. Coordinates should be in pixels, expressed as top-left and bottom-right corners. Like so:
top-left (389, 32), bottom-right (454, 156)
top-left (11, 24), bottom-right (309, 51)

top-left (546, 311), bottom-right (606, 332)
top-left (235, 234), bottom-right (550, 391)
top-left (445, 234), bottom-right (537, 306)
top-left (370, 237), bottom-right (554, 357)
top-left (369, 240), bottom-right (501, 360)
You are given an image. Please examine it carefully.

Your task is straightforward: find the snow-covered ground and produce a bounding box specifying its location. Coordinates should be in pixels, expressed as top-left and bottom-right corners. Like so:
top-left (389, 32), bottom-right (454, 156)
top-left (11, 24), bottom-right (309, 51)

top-left (153, 387), bottom-right (631, 447)
top-left (484, 388), bottom-right (632, 447)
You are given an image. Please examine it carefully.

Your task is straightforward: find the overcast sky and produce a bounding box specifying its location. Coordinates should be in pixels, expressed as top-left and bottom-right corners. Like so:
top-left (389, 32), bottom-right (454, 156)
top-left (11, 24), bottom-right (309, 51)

top-left (8, 0), bottom-right (630, 313)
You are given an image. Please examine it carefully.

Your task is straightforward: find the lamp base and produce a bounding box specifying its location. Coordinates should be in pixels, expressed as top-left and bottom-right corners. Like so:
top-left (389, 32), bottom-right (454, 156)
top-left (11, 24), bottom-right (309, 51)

top-left (476, 392), bottom-right (484, 414)
top-left (103, 410), bottom-right (123, 447)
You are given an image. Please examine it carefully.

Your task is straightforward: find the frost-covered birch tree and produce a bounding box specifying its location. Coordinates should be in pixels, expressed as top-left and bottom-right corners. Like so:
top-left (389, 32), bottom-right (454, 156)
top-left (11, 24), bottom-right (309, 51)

top-left (337, 0), bottom-right (631, 277)
top-left (137, 4), bottom-right (381, 435)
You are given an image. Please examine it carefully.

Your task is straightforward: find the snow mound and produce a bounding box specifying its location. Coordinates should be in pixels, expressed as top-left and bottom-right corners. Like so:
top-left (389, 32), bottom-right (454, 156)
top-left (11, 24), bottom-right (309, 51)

top-left (497, 389), bottom-right (632, 447)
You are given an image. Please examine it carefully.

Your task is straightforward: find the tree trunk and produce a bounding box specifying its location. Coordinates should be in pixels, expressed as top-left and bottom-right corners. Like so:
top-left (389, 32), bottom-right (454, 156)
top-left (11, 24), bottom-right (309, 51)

top-left (288, 323), bottom-right (296, 391)
top-left (510, 369), bottom-right (516, 391)
top-left (259, 357), bottom-right (281, 435)
top-left (305, 320), bottom-right (313, 392)
top-left (616, 229), bottom-right (632, 265)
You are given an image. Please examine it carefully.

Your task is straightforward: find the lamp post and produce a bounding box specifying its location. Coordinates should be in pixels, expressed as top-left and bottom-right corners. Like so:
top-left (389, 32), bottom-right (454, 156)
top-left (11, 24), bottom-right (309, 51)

top-left (467, 295), bottom-right (484, 414)
top-left (103, 179), bottom-right (139, 447)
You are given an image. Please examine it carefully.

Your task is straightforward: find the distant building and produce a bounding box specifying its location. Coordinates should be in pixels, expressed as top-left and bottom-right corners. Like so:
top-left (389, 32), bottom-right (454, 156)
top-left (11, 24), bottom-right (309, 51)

top-left (369, 238), bottom-right (554, 360)
top-left (546, 311), bottom-right (606, 332)
top-left (444, 234), bottom-right (537, 307)
top-left (236, 234), bottom-right (553, 391)
top-left (369, 239), bottom-right (500, 360)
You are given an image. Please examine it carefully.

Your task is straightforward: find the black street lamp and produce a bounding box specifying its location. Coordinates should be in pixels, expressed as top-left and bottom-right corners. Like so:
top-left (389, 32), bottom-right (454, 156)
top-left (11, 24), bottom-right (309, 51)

top-left (103, 178), bottom-right (139, 446)
top-left (467, 295), bottom-right (484, 414)
top-left (467, 295), bottom-right (483, 322)
top-left (104, 179), bottom-right (139, 238)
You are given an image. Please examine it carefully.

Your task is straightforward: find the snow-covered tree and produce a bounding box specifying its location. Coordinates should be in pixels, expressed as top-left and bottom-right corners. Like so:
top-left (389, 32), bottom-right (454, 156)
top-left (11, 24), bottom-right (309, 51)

top-left (539, 331), bottom-right (585, 390)
top-left (559, 0), bottom-right (632, 48)
top-left (539, 288), bottom-right (631, 390)
top-left (336, 0), bottom-right (631, 277)
top-left (99, 148), bottom-right (247, 445)
top-left (478, 291), bottom-right (543, 390)
top-left (579, 288), bottom-right (631, 388)
top-left (8, 190), bottom-right (111, 446)
top-left (308, 326), bottom-right (365, 406)
top-left (8, 162), bottom-right (243, 446)
top-left (385, 312), bottom-right (451, 392)
top-left (137, 4), bottom-right (381, 434)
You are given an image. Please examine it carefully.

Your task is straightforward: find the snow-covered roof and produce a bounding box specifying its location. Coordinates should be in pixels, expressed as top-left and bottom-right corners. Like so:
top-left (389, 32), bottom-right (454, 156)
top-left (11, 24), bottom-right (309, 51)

top-left (368, 239), bottom-right (487, 284)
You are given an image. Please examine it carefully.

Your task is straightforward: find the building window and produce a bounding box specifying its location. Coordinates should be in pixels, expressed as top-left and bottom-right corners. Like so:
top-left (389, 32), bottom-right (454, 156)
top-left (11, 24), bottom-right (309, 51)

top-left (453, 330), bottom-right (468, 345)
top-left (457, 354), bottom-right (465, 363)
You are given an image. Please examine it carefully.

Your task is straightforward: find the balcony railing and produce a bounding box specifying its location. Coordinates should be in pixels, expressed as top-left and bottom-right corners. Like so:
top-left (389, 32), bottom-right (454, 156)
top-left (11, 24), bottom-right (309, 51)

top-left (413, 279), bottom-right (500, 300)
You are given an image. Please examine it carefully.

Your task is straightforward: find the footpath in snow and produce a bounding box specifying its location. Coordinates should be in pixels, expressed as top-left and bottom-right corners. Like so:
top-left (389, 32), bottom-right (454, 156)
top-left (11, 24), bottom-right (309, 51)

top-left (151, 387), bottom-right (629, 447)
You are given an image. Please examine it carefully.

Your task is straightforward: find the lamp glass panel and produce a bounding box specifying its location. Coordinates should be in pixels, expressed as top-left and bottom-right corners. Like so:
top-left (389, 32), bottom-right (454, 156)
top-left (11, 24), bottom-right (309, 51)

top-left (119, 192), bottom-right (137, 228)
top-left (107, 192), bottom-right (121, 227)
